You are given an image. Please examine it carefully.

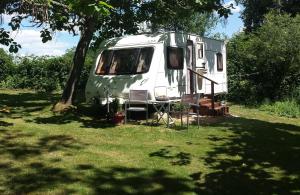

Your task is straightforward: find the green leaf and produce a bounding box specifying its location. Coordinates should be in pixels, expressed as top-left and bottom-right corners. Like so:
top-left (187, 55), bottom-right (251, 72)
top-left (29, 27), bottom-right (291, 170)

top-left (98, 1), bottom-right (113, 9)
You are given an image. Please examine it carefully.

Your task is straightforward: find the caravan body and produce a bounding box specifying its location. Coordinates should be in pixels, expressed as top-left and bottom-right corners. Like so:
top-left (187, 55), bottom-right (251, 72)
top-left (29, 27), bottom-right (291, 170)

top-left (85, 32), bottom-right (227, 103)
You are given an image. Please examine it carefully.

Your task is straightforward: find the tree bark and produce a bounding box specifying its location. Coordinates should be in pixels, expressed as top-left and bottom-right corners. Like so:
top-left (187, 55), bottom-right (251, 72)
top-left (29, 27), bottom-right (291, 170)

top-left (53, 16), bottom-right (95, 112)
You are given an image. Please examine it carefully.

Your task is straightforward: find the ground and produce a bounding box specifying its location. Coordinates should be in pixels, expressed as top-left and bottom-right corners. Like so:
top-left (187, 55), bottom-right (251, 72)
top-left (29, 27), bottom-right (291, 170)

top-left (0, 89), bottom-right (299, 194)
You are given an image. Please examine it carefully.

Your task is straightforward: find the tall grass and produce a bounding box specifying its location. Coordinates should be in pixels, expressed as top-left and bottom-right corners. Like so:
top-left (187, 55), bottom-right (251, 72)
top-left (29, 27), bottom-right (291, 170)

top-left (260, 99), bottom-right (300, 118)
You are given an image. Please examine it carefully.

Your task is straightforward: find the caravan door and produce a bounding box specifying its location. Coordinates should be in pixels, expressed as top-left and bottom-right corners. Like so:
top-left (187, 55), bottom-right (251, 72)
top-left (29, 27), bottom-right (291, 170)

top-left (186, 40), bottom-right (196, 94)
top-left (195, 41), bottom-right (206, 93)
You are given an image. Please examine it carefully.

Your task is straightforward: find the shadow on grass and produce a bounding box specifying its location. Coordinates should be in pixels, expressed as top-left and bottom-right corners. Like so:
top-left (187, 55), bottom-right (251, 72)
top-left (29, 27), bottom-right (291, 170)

top-left (0, 126), bottom-right (194, 194)
top-left (0, 91), bottom-right (116, 128)
top-left (192, 117), bottom-right (300, 195)
top-left (84, 166), bottom-right (193, 195)
top-left (31, 113), bottom-right (116, 129)
top-left (0, 92), bottom-right (59, 117)
top-left (2, 163), bottom-right (194, 194)
top-left (0, 128), bottom-right (87, 194)
top-left (0, 121), bottom-right (13, 127)
top-left (38, 134), bottom-right (83, 152)
top-left (0, 129), bottom-right (84, 160)
top-left (1, 91), bottom-right (300, 194)
top-left (3, 162), bottom-right (76, 194)
top-left (149, 146), bottom-right (192, 166)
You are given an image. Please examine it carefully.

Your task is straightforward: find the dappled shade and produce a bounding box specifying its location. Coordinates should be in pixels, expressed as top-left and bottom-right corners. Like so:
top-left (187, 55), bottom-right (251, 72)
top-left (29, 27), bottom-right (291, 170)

top-left (196, 117), bottom-right (300, 194)
top-left (0, 90), bottom-right (299, 194)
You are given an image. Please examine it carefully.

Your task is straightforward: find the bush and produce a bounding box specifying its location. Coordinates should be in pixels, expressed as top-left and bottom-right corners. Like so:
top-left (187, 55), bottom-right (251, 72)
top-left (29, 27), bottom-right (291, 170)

top-left (0, 48), bottom-right (15, 82)
top-left (4, 56), bottom-right (71, 92)
top-left (1, 46), bottom-right (97, 94)
top-left (260, 99), bottom-right (300, 118)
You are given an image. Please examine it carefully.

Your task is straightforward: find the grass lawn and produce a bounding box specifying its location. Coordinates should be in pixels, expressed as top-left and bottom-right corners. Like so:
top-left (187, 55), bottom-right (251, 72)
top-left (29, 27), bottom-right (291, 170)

top-left (0, 89), bottom-right (299, 194)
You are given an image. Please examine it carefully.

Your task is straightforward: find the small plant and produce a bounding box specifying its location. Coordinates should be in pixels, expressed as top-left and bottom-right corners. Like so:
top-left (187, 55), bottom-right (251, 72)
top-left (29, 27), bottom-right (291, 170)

top-left (110, 98), bottom-right (121, 114)
top-left (172, 102), bottom-right (189, 112)
top-left (110, 98), bottom-right (124, 124)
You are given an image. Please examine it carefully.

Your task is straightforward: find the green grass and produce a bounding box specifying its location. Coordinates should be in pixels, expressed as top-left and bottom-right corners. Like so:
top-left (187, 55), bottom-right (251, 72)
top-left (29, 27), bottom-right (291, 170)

top-left (259, 99), bottom-right (300, 118)
top-left (0, 89), bottom-right (299, 194)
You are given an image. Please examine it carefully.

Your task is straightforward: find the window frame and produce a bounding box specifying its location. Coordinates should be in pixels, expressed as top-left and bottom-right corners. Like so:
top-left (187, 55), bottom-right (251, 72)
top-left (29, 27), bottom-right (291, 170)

top-left (166, 46), bottom-right (184, 70)
top-left (95, 47), bottom-right (154, 75)
top-left (216, 52), bottom-right (223, 71)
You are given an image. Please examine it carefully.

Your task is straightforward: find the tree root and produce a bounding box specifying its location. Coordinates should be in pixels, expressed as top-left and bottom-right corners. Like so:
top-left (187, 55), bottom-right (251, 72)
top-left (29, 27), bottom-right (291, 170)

top-left (52, 101), bottom-right (76, 113)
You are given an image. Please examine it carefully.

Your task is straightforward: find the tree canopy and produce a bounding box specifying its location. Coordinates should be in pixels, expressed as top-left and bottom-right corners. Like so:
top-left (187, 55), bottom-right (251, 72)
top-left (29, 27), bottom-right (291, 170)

top-left (0, 0), bottom-right (231, 111)
top-left (237, 0), bottom-right (300, 32)
top-left (227, 11), bottom-right (300, 103)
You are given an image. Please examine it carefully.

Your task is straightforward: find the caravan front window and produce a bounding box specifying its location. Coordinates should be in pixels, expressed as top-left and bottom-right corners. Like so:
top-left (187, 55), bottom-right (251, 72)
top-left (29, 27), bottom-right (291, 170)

top-left (95, 50), bottom-right (113, 74)
top-left (95, 47), bottom-right (154, 75)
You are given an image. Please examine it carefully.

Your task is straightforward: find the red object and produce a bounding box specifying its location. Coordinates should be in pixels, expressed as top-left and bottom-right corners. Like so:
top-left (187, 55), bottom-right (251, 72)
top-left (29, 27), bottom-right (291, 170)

top-left (112, 112), bottom-right (125, 124)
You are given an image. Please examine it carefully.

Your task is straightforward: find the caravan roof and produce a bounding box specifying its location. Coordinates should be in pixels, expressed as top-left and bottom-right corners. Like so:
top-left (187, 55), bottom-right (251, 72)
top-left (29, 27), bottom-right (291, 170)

top-left (101, 32), bottom-right (225, 49)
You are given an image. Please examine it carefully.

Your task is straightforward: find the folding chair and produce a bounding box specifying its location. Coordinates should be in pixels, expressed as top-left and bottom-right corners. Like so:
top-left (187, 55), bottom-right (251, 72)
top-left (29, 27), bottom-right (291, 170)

top-left (180, 93), bottom-right (200, 129)
top-left (125, 90), bottom-right (149, 124)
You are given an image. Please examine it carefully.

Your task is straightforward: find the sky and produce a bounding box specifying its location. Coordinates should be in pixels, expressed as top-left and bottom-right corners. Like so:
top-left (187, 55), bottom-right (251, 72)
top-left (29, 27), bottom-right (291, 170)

top-left (212, 0), bottom-right (244, 37)
top-left (0, 0), bottom-right (243, 57)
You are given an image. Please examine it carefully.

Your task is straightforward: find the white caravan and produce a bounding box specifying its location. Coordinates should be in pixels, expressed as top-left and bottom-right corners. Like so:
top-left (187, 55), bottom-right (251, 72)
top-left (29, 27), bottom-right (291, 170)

top-left (85, 32), bottom-right (227, 104)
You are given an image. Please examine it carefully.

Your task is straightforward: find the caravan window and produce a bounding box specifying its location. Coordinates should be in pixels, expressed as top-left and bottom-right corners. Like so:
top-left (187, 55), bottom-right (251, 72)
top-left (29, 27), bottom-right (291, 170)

top-left (110, 49), bottom-right (140, 74)
top-left (136, 47), bottom-right (154, 73)
top-left (95, 50), bottom-right (113, 74)
top-left (167, 46), bottom-right (184, 69)
top-left (95, 47), bottom-right (154, 75)
top-left (216, 52), bottom-right (223, 71)
top-left (197, 43), bottom-right (204, 59)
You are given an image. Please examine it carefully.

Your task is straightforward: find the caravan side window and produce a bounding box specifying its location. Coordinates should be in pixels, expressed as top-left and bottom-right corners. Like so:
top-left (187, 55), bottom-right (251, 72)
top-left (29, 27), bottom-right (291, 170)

top-left (216, 52), bottom-right (223, 71)
top-left (136, 47), bottom-right (154, 73)
top-left (167, 46), bottom-right (183, 70)
top-left (197, 43), bottom-right (204, 59)
top-left (95, 47), bottom-right (154, 75)
top-left (110, 48), bottom-right (140, 74)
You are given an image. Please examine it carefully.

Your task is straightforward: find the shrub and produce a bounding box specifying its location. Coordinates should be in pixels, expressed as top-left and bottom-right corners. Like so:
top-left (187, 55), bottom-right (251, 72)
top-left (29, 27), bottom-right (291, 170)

top-left (0, 48), bottom-right (96, 93)
top-left (6, 56), bottom-right (71, 92)
top-left (0, 48), bottom-right (15, 82)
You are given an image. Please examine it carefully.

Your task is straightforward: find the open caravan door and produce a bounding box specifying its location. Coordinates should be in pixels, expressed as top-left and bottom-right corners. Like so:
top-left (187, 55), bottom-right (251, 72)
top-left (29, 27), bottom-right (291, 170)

top-left (186, 40), bottom-right (196, 94)
top-left (195, 41), bottom-right (207, 94)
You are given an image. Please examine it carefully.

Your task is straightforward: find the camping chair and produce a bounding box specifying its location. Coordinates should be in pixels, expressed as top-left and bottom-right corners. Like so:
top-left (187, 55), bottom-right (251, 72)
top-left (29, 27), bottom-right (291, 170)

top-left (180, 93), bottom-right (200, 129)
top-left (125, 90), bottom-right (149, 124)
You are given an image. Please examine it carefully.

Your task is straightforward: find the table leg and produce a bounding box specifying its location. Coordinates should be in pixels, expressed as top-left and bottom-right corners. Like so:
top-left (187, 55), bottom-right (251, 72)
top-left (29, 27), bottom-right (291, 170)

top-left (167, 102), bottom-right (170, 128)
top-left (153, 103), bottom-right (168, 125)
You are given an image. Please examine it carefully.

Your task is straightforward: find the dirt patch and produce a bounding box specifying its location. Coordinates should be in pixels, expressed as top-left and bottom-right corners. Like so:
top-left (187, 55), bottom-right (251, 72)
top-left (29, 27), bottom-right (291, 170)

top-left (175, 114), bottom-right (235, 125)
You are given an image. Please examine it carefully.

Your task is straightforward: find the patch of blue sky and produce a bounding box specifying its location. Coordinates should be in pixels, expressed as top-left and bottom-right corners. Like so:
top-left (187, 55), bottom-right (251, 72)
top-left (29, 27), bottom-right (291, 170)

top-left (1, 14), bottom-right (79, 56)
top-left (212, 0), bottom-right (244, 38)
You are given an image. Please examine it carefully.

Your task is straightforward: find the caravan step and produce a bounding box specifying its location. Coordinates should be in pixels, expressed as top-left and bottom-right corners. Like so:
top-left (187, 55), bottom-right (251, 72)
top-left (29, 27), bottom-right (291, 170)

top-left (200, 102), bottom-right (221, 108)
top-left (199, 105), bottom-right (229, 116)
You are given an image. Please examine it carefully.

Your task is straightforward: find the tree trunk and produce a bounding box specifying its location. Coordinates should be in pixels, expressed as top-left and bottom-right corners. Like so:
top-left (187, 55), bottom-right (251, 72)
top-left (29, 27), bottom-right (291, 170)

top-left (53, 17), bottom-right (95, 112)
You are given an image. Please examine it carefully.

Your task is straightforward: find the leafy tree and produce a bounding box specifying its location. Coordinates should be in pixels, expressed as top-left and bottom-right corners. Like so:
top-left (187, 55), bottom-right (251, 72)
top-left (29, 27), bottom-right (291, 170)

top-left (0, 28), bottom-right (21, 53)
top-left (0, 0), bottom-right (230, 111)
top-left (237, 0), bottom-right (300, 32)
top-left (0, 0), bottom-right (113, 111)
top-left (227, 12), bottom-right (300, 103)
top-left (148, 12), bottom-right (219, 36)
